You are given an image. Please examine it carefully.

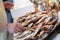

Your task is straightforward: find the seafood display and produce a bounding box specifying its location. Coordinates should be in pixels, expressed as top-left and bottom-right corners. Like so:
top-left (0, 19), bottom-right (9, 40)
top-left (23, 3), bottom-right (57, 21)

top-left (14, 10), bottom-right (58, 40)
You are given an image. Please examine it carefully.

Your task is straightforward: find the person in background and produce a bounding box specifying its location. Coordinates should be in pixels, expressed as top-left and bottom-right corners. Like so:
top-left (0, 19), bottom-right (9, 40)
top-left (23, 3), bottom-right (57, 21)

top-left (0, 0), bottom-right (26, 40)
top-left (3, 0), bottom-right (26, 33)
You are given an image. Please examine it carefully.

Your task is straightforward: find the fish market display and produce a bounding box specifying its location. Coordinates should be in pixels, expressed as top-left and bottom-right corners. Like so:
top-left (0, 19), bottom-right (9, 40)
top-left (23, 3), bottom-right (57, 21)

top-left (14, 10), bottom-right (58, 40)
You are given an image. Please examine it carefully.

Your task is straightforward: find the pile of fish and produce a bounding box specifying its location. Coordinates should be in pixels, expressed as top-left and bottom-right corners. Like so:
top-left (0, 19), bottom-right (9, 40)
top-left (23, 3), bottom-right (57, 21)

top-left (15, 10), bottom-right (58, 40)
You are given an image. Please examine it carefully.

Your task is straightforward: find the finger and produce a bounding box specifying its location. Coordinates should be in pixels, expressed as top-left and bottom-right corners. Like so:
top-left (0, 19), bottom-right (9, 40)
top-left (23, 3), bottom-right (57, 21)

top-left (15, 27), bottom-right (23, 32)
top-left (14, 29), bottom-right (18, 33)
top-left (16, 23), bottom-right (26, 31)
top-left (18, 26), bottom-right (26, 31)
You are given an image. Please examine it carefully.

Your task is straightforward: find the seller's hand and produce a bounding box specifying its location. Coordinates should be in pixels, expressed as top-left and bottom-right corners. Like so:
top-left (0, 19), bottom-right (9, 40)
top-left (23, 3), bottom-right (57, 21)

top-left (8, 23), bottom-right (26, 33)
top-left (4, 1), bottom-right (14, 9)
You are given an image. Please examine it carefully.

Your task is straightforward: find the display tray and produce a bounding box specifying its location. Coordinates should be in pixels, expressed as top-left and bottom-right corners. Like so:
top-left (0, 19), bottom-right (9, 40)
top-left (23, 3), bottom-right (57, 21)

top-left (14, 10), bottom-right (58, 40)
top-left (44, 23), bottom-right (60, 40)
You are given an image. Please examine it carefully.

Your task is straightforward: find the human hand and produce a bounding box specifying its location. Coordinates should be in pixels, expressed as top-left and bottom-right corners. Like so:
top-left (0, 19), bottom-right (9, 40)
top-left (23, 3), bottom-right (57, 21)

top-left (8, 23), bottom-right (26, 34)
top-left (3, 1), bottom-right (14, 9)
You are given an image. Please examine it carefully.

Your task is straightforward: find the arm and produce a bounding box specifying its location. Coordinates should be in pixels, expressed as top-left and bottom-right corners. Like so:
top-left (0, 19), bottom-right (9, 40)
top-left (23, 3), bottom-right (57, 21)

top-left (0, 0), bottom-right (7, 31)
top-left (0, 23), bottom-right (26, 33)
top-left (0, 1), bottom-right (25, 34)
